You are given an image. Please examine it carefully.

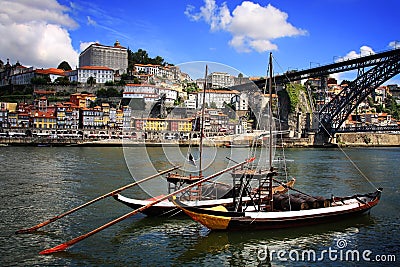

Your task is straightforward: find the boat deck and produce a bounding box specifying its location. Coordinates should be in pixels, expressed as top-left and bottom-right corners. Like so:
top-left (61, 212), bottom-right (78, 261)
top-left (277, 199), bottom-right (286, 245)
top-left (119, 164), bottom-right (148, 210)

top-left (230, 169), bottom-right (269, 179)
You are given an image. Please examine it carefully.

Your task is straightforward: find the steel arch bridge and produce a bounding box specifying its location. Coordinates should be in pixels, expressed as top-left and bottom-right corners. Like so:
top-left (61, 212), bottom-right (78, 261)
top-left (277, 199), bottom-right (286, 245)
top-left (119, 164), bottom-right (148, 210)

top-left (254, 48), bottom-right (400, 134)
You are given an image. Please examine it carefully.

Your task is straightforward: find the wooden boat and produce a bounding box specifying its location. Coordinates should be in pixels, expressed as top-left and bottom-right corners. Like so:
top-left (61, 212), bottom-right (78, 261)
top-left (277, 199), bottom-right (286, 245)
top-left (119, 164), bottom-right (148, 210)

top-left (113, 178), bottom-right (295, 217)
top-left (172, 188), bottom-right (382, 230)
top-left (172, 53), bottom-right (383, 230)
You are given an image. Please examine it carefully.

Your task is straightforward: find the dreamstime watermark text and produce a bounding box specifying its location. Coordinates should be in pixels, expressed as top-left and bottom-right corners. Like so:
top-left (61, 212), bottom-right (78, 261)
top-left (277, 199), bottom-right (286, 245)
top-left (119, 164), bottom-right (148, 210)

top-left (257, 239), bottom-right (396, 263)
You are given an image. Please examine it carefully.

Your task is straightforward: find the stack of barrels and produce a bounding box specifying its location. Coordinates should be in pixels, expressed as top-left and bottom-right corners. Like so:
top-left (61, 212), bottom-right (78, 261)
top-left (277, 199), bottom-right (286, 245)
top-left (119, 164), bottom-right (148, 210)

top-left (273, 193), bottom-right (331, 211)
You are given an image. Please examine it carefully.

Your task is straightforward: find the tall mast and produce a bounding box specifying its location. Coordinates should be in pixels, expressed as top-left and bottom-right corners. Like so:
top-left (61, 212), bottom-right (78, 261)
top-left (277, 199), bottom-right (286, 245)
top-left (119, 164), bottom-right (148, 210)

top-left (199, 65), bottom-right (208, 177)
top-left (268, 53), bottom-right (273, 171)
top-left (268, 52), bottom-right (274, 210)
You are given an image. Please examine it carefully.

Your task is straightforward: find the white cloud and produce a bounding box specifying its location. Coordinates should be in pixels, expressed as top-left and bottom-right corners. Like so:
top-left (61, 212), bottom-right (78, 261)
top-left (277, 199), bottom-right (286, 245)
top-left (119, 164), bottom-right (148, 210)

top-left (0, 0), bottom-right (79, 68)
top-left (79, 41), bottom-right (97, 52)
top-left (87, 16), bottom-right (97, 26)
top-left (389, 40), bottom-right (400, 49)
top-left (185, 0), bottom-right (306, 53)
top-left (337, 45), bottom-right (375, 61)
top-left (333, 42), bottom-right (400, 84)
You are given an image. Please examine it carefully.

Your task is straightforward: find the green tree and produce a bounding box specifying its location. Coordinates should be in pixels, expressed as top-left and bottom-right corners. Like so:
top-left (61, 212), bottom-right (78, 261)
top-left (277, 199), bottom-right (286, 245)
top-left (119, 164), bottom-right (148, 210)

top-left (132, 49), bottom-right (149, 64)
top-left (87, 76), bottom-right (96, 86)
top-left (132, 77), bottom-right (140, 84)
top-left (151, 56), bottom-right (165, 65)
top-left (31, 75), bottom-right (51, 85)
top-left (128, 48), bottom-right (168, 69)
top-left (183, 82), bottom-right (199, 93)
top-left (106, 87), bottom-right (121, 97)
top-left (54, 76), bottom-right (70, 85)
top-left (96, 88), bottom-right (107, 97)
top-left (57, 61), bottom-right (72, 71)
top-left (117, 79), bottom-right (126, 86)
top-left (286, 83), bottom-right (306, 113)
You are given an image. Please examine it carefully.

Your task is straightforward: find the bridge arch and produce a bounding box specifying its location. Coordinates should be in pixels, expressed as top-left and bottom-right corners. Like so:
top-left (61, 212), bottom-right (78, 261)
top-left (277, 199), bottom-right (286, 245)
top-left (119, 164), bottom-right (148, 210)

top-left (318, 51), bottom-right (400, 133)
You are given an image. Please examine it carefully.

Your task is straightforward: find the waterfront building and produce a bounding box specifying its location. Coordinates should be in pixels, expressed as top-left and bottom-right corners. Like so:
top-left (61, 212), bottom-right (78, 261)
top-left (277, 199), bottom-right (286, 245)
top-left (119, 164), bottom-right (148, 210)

top-left (158, 87), bottom-right (178, 106)
top-left (80, 108), bottom-right (104, 129)
top-left (116, 109), bottom-right (124, 130)
top-left (102, 103), bottom-right (110, 128)
top-left (169, 118), bottom-right (193, 132)
top-left (7, 67), bottom-right (65, 86)
top-left (17, 112), bottom-right (30, 128)
top-left (33, 111), bottom-right (56, 129)
top-left (0, 109), bottom-right (8, 128)
top-left (184, 99), bottom-right (197, 109)
top-left (55, 103), bottom-right (80, 130)
top-left (196, 89), bottom-right (239, 109)
top-left (208, 72), bottom-right (235, 89)
top-left (70, 93), bottom-right (97, 108)
top-left (9, 66), bottom-right (33, 85)
top-left (7, 111), bottom-right (18, 128)
top-left (133, 64), bottom-right (176, 80)
top-left (67, 66), bottom-right (114, 84)
top-left (0, 102), bottom-right (17, 112)
top-left (375, 86), bottom-right (388, 107)
top-left (34, 68), bottom-right (66, 83)
top-left (231, 93), bottom-right (249, 113)
top-left (65, 108), bottom-right (80, 130)
top-left (143, 118), bottom-right (168, 132)
top-left (122, 106), bottom-right (132, 131)
top-left (109, 108), bottom-right (117, 129)
top-left (55, 104), bottom-right (67, 129)
top-left (79, 41), bottom-right (128, 75)
top-left (133, 117), bottom-right (193, 133)
top-left (123, 84), bottom-right (178, 107)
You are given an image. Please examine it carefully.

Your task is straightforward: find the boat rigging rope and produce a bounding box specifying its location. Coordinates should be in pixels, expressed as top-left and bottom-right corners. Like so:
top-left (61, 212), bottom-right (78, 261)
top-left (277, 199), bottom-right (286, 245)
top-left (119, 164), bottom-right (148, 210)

top-left (271, 60), bottom-right (293, 211)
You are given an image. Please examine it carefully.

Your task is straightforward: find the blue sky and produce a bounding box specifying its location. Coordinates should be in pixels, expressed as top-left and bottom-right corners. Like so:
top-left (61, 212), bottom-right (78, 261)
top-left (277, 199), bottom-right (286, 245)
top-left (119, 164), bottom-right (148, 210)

top-left (1, 0), bottom-right (400, 83)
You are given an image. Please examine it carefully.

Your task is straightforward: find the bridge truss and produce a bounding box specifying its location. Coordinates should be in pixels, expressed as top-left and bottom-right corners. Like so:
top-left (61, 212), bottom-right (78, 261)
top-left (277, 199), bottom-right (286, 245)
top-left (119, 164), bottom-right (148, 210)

top-left (318, 50), bottom-right (400, 134)
top-left (253, 48), bottom-right (400, 134)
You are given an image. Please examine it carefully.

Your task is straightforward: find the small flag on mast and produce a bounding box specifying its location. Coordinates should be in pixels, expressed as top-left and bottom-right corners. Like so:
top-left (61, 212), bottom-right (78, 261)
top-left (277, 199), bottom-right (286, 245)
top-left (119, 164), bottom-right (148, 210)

top-left (188, 153), bottom-right (196, 166)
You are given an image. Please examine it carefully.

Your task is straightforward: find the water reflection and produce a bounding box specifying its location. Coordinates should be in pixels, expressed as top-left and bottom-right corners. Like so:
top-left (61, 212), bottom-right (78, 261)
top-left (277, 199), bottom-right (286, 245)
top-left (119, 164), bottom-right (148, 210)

top-left (175, 214), bottom-right (376, 266)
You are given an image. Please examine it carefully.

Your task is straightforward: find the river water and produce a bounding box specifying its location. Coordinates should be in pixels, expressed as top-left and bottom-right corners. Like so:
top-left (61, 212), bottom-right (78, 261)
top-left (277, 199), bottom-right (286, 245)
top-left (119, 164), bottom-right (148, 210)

top-left (0, 146), bottom-right (399, 266)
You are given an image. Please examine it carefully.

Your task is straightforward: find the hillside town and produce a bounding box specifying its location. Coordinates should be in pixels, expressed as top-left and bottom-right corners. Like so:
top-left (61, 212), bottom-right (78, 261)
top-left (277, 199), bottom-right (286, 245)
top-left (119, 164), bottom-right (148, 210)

top-left (0, 41), bottom-right (399, 145)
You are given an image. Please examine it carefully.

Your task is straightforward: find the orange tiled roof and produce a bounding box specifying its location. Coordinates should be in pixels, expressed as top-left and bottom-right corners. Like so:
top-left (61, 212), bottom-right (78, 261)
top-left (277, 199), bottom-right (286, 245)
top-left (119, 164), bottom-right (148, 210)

top-left (35, 68), bottom-right (65, 76)
top-left (34, 111), bottom-right (56, 118)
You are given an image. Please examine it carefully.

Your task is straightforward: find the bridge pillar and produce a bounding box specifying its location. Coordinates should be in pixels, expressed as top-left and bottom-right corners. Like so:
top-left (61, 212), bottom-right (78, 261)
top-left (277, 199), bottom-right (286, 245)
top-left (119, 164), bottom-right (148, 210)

top-left (313, 131), bottom-right (332, 146)
top-left (296, 112), bottom-right (302, 138)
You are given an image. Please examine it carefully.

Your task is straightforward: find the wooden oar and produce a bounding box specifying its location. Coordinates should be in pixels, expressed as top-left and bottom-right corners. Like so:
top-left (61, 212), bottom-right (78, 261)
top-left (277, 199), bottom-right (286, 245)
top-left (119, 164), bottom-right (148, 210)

top-left (39, 158), bottom-right (254, 255)
top-left (16, 166), bottom-right (180, 234)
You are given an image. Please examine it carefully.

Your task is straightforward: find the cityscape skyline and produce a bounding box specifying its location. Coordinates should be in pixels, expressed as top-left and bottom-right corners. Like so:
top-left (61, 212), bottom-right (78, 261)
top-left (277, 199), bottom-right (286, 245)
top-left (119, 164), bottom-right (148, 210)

top-left (1, 0), bottom-right (400, 84)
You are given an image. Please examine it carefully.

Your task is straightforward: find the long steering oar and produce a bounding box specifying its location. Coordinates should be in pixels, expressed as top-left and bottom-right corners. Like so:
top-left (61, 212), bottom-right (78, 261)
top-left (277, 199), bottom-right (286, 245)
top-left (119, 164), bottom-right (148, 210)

top-left (39, 157), bottom-right (254, 255)
top-left (16, 166), bottom-right (180, 234)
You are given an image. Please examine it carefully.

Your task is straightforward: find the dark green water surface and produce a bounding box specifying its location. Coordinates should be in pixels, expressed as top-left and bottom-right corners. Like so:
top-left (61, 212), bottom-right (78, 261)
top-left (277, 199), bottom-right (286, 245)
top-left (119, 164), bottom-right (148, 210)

top-left (0, 146), bottom-right (398, 266)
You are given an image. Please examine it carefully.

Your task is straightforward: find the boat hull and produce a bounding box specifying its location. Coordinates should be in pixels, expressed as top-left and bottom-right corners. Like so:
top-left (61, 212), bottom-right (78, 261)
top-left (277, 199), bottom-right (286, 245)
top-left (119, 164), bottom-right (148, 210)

top-left (113, 194), bottom-right (238, 217)
top-left (173, 189), bottom-right (382, 230)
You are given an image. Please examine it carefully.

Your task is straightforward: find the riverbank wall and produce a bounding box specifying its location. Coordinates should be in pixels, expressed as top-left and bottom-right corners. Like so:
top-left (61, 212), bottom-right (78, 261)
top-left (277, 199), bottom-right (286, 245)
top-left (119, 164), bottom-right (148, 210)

top-left (1, 132), bottom-right (399, 147)
top-left (333, 132), bottom-right (400, 147)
